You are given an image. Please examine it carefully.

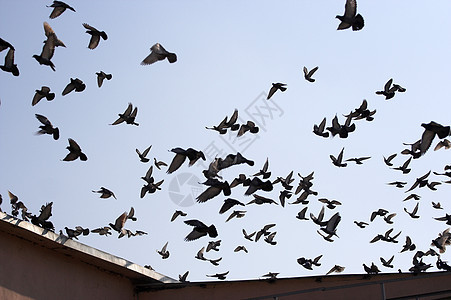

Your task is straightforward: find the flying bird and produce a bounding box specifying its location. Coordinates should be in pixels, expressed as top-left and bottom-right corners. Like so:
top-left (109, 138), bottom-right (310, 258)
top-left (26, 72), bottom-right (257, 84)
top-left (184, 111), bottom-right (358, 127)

top-left (226, 210), bottom-right (246, 222)
top-left (326, 265), bottom-right (345, 275)
top-left (157, 242), bottom-right (170, 259)
top-left (404, 203), bottom-right (420, 219)
top-left (47, 1), bottom-right (75, 19)
top-left (303, 66), bottom-right (318, 82)
top-left (392, 157), bottom-right (412, 174)
top-left (196, 180), bottom-right (231, 203)
top-left (380, 255), bottom-right (394, 268)
top-left (91, 227), bottom-right (112, 236)
top-left (336, 0), bottom-right (364, 31)
top-left (0, 38), bottom-right (14, 52)
top-left (375, 78), bottom-right (406, 100)
top-left (313, 117), bottom-right (329, 138)
top-left (167, 147), bottom-right (205, 174)
top-left (32, 86), bottom-right (55, 106)
top-left (354, 221), bottom-right (368, 228)
top-left (242, 229), bottom-right (256, 241)
top-left (400, 236), bottom-right (416, 252)
top-left (30, 202), bottom-right (54, 231)
top-left (419, 121), bottom-right (450, 156)
top-left (35, 114), bottom-right (59, 140)
top-left (92, 187), bottom-right (116, 199)
top-left (206, 271), bottom-right (229, 280)
top-left (33, 23), bottom-right (57, 71)
top-left (267, 82), bottom-right (287, 100)
top-left (237, 121), bottom-right (259, 137)
top-left (136, 145), bottom-right (152, 162)
top-left (110, 103), bottom-right (139, 126)
top-left (141, 43), bottom-right (177, 65)
top-left (109, 211), bottom-right (128, 233)
top-left (83, 23), bottom-right (108, 49)
top-left (184, 219), bottom-right (218, 241)
top-left (345, 156), bottom-right (371, 165)
top-left (62, 138), bottom-right (87, 161)
top-left (383, 153), bottom-right (397, 166)
top-left (0, 48), bottom-right (19, 76)
top-left (219, 198), bottom-right (245, 214)
top-left (330, 147), bottom-right (347, 167)
top-left (171, 210), bottom-right (187, 222)
top-left (96, 71), bottom-right (112, 87)
top-left (62, 78), bottom-right (85, 95)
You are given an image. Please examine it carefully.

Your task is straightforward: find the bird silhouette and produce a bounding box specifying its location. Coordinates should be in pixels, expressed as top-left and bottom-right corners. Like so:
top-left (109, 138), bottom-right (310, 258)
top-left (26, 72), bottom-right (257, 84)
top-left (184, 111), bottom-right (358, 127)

top-left (35, 114), bottom-right (59, 140)
top-left (242, 229), bottom-right (256, 241)
top-left (419, 121), bottom-right (450, 156)
top-left (206, 271), bottom-right (229, 280)
top-left (141, 43), bottom-right (177, 65)
top-left (62, 78), bottom-right (85, 95)
top-left (404, 203), bottom-right (420, 219)
top-left (179, 271), bottom-right (189, 283)
top-left (83, 23), bottom-right (108, 49)
top-left (380, 255), bottom-right (394, 268)
top-left (313, 117), bottom-right (329, 138)
top-left (345, 156), bottom-right (371, 165)
top-left (383, 153), bottom-right (397, 166)
top-left (237, 121), bottom-right (259, 137)
top-left (92, 187), bottom-right (116, 199)
top-left (171, 210), bottom-right (187, 222)
top-left (30, 202), bottom-right (54, 231)
top-left (32, 86), bottom-right (55, 106)
top-left (267, 82), bottom-right (287, 100)
top-left (206, 240), bottom-right (221, 252)
top-left (400, 236), bottom-right (416, 252)
top-left (33, 23), bottom-right (57, 71)
top-left (196, 180), bottom-right (231, 203)
top-left (96, 71), bottom-right (112, 87)
top-left (326, 265), bottom-right (345, 275)
top-left (303, 66), bottom-right (318, 82)
top-left (47, 1), bottom-right (75, 19)
top-left (109, 211), bottom-right (128, 233)
top-left (167, 147), bottom-right (205, 174)
top-left (330, 147), bottom-right (347, 167)
top-left (392, 157), bottom-right (412, 174)
top-left (184, 219), bottom-right (218, 241)
top-left (136, 145), bottom-right (152, 162)
top-left (62, 138), bottom-right (87, 161)
top-left (243, 177), bottom-right (273, 195)
top-left (219, 198), bottom-right (245, 214)
top-left (157, 242), bottom-right (170, 259)
top-left (91, 227), bottom-right (112, 236)
top-left (110, 103), bottom-right (139, 126)
top-left (0, 48), bottom-right (19, 76)
top-left (234, 246), bottom-right (248, 253)
top-left (375, 78), bottom-right (405, 100)
top-left (0, 38), bottom-right (14, 52)
top-left (354, 221), bottom-right (368, 228)
top-left (336, 0), bottom-right (364, 31)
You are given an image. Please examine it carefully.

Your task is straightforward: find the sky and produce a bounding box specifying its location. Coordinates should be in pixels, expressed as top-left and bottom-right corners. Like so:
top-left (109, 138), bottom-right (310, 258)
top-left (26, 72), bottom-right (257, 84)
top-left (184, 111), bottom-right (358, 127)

top-left (1, 1), bottom-right (451, 282)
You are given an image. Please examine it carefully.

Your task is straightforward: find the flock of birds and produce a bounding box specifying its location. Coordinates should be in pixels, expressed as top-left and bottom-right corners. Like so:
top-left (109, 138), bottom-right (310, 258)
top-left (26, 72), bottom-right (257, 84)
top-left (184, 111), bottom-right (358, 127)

top-left (1, 0), bottom-right (451, 282)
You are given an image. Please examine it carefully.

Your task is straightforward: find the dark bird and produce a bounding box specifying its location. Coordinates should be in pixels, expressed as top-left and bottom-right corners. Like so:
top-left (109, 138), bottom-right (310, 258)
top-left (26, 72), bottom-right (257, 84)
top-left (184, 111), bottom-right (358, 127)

top-left (383, 153), bottom-right (397, 166)
top-left (92, 187), bottom-right (116, 199)
top-left (47, 1), bottom-right (75, 19)
top-left (419, 121), bottom-right (450, 156)
top-left (313, 117), bottom-right (329, 138)
top-left (387, 181), bottom-right (407, 189)
top-left (0, 48), bottom-right (19, 76)
top-left (403, 194), bottom-right (421, 201)
top-left (179, 271), bottom-right (189, 283)
top-left (434, 139), bottom-right (451, 151)
top-left (219, 198), bottom-right (245, 214)
top-left (230, 174), bottom-right (247, 188)
top-left (392, 157), bottom-right (412, 174)
top-left (432, 202), bottom-right (443, 209)
top-left (345, 156), bottom-right (371, 165)
top-left (32, 86), bottom-right (55, 106)
top-left (247, 194), bottom-right (278, 206)
top-left (35, 114), bottom-right (59, 140)
top-left (384, 213), bottom-right (396, 224)
top-left (363, 263), bottom-right (380, 275)
top-left (136, 145), bottom-right (152, 162)
top-left (154, 158), bottom-right (168, 170)
top-left (370, 208), bottom-right (389, 222)
top-left (127, 207), bottom-right (137, 222)
top-left (380, 255), bottom-right (394, 268)
top-left (370, 228), bottom-right (401, 244)
top-left (279, 190), bottom-right (292, 207)
top-left (141, 43), bottom-right (177, 65)
top-left (303, 66), bottom-right (318, 82)
top-left (252, 158), bottom-right (271, 179)
top-left (354, 221), bottom-right (368, 228)
top-left (196, 180), bottom-right (231, 203)
top-left (209, 257), bottom-right (222, 266)
top-left (400, 236), bottom-right (416, 252)
top-left (206, 271), bottom-right (229, 280)
top-left (184, 219), bottom-right (218, 241)
top-left (264, 232), bottom-right (277, 245)
top-left (91, 227), bottom-right (112, 236)
top-left (30, 202), bottom-right (54, 231)
top-left (375, 78), bottom-right (406, 100)
top-left (206, 109), bottom-right (239, 134)
top-left (96, 71), bottom-right (112, 87)
top-left (296, 207), bottom-right (309, 221)
top-left (242, 229), bottom-right (256, 241)
top-left (62, 138), bottom-right (87, 161)
top-left (262, 272), bottom-right (279, 280)
top-left (171, 210), bottom-right (187, 222)
top-left (255, 224), bottom-right (276, 242)
top-left (404, 203), bottom-right (420, 219)
top-left (234, 246), bottom-right (248, 253)
top-left (33, 26), bottom-right (56, 71)
top-left (318, 198), bottom-right (342, 209)
top-left (83, 23), bottom-right (108, 49)
top-left (267, 82), bottom-right (287, 100)
top-left (320, 212), bottom-right (341, 238)
top-left (109, 211), bottom-right (128, 233)
top-left (140, 177), bottom-right (164, 198)
top-left (43, 21), bottom-right (65, 47)
top-left (237, 121), bottom-right (259, 137)
top-left (157, 242), bottom-right (169, 259)
top-left (404, 171), bottom-right (431, 193)
top-left (345, 99), bottom-right (376, 121)
top-left (434, 213), bottom-right (451, 225)
top-left (0, 38), bottom-right (14, 52)
top-left (216, 152), bottom-right (254, 170)
top-left (64, 227), bottom-right (81, 240)
top-left (326, 265), bottom-right (345, 275)
top-left (273, 170), bottom-right (295, 190)
top-left (110, 103), bottom-right (139, 126)
top-left (62, 78), bottom-right (86, 96)
top-left (336, 0), bottom-right (364, 31)
top-left (330, 147), bottom-right (347, 167)
top-left (75, 226), bottom-right (90, 236)
top-left (327, 114), bottom-right (356, 138)
top-left (167, 147), bottom-right (205, 174)
top-left (243, 177), bottom-right (273, 195)
top-left (206, 240), bottom-right (221, 252)
top-left (310, 206), bottom-right (326, 226)
top-left (226, 210), bottom-right (246, 222)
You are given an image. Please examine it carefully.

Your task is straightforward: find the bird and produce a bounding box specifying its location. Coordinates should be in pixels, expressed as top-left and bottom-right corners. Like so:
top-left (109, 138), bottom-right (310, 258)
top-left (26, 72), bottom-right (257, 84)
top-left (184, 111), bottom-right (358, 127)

top-left (370, 208), bottom-right (389, 222)
top-left (91, 227), bottom-right (112, 236)
top-left (167, 147), bottom-right (206, 174)
top-left (403, 194), bottom-right (421, 201)
top-left (243, 177), bottom-right (273, 195)
top-left (383, 213), bottom-right (397, 224)
top-left (196, 179), bottom-right (231, 203)
top-left (126, 207), bottom-right (137, 222)
top-left (209, 257), bottom-right (222, 266)
top-left (313, 117), bottom-right (329, 138)
top-left (62, 78), bottom-right (86, 96)
top-left (375, 78), bottom-right (406, 100)
top-left (0, 48), bottom-right (19, 76)
top-left (237, 121), bottom-right (259, 137)
top-left (434, 139), bottom-right (451, 151)
top-left (206, 271), bottom-right (229, 280)
top-left (345, 156), bottom-right (371, 165)
top-left (262, 272), bottom-right (279, 280)
top-left (226, 210), bottom-right (246, 222)
top-left (370, 228), bottom-right (401, 244)
top-left (330, 147), bottom-right (347, 167)
top-left (255, 224), bottom-right (276, 242)
top-left (320, 212), bottom-right (341, 238)
top-left (264, 232), bottom-right (277, 245)
top-left (318, 198), bottom-right (342, 209)
top-left (83, 23), bottom-right (108, 49)
top-left (157, 242), bottom-right (170, 259)
top-left (219, 198), bottom-right (245, 214)
top-left (380, 255), bottom-right (394, 268)
top-left (387, 181), bottom-right (407, 189)
top-left (154, 158), bottom-right (168, 170)
top-left (206, 240), bottom-right (221, 252)
top-left (96, 71), bottom-right (112, 87)
top-left (109, 211), bottom-right (128, 233)
top-left (206, 109), bottom-right (240, 134)
top-left (92, 187), bottom-right (116, 199)
top-left (400, 236), bottom-right (416, 252)
top-left (184, 219), bottom-right (218, 241)
top-left (326, 265), bottom-right (345, 275)
top-left (392, 157), bottom-right (412, 174)
top-left (247, 194), bottom-right (278, 206)
top-left (345, 99), bottom-right (376, 121)
top-left (136, 145), bottom-right (152, 162)
top-left (404, 203), bottom-right (420, 219)
top-left (171, 210), bottom-right (187, 222)
top-left (363, 263), bottom-right (380, 275)
top-left (252, 158), bottom-right (271, 179)
top-left (234, 246), bottom-right (248, 253)
top-left (273, 170), bottom-right (295, 190)
top-left (434, 214), bottom-right (451, 225)
top-left (110, 103), bottom-right (139, 126)
top-left (32, 86), bottom-right (55, 106)
top-left (383, 153), bottom-right (397, 166)
top-left (35, 114), bottom-right (59, 140)
top-left (419, 121), bottom-right (450, 156)
top-left (242, 229), bottom-right (256, 241)
top-left (432, 202), bottom-right (443, 209)
top-left (303, 66), bottom-right (318, 82)
top-left (30, 202), bottom-right (54, 231)
top-left (326, 114), bottom-right (355, 138)
top-left (141, 43), bottom-right (177, 65)
top-left (336, 0), bottom-right (364, 31)
top-left (33, 28), bottom-right (56, 71)
top-left (267, 82), bottom-right (287, 100)
top-left (43, 21), bottom-right (65, 47)
top-left (354, 221), bottom-right (368, 228)
top-left (64, 227), bottom-right (81, 240)
top-left (179, 271), bottom-right (189, 283)
top-left (62, 138), bottom-right (87, 161)
top-left (47, 1), bottom-right (75, 19)
top-left (0, 38), bottom-right (14, 52)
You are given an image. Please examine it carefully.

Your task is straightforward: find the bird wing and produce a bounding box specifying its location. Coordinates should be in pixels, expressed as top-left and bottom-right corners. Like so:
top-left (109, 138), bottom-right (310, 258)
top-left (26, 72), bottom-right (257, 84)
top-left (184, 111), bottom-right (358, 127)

top-left (196, 186), bottom-right (221, 203)
top-left (88, 35), bottom-right (100, 50)
top-left (167, 153), bottom-right (187, 174)
top-left (344, 0), bottom-right (357, 18)
top-left (41, 35), bottom-right (56, 60)
top-left (307, 66), bottom-right (318, 77)
top-left (62, 81), bottom-right (76, 96)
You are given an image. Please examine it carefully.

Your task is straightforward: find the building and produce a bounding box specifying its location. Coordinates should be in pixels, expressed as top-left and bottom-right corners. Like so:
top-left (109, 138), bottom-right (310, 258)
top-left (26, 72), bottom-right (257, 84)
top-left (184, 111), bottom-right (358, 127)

top-left (1, 211), bottom-right (450, 300)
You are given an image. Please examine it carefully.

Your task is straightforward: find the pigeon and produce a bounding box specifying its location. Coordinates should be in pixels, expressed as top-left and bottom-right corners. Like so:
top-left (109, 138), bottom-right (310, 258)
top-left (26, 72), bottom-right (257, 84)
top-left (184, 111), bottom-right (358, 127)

top-left (363, 263), bottom-right (380, 275)
top-left (243, 177), bottom-right (273, 195)
top-left (326, 265), bottom-right (345, 275)
top-left (62, 138), bottom-right (87, 161)
top-left (345, 99), bottom-right (376, 121)
top-left (154, 158), bottom-right (168, 170)
top-left (330, 147), bottom-right (347, 167)
top-left (179, 271), bottom-right (189, 283)
top-left (354, 221), bottom-right (368, 228)
top-left (242, 229), bottom-right (256, 241)
top-left (320, 212), bottom-right (341, 237)
top-left (432, 202), bottom-right (443, 209)
top-left (433, 213), bottom-right (451, 225)
top-left (246, 194), bottom-right (278, 206)
top-left (404, 203), bottom-right (420, 219)
top-left (109, 211), bottom-right (128, 233)
top-left (0, 48), bottom-right (19, 76)
top-left (237, 121), bottom-right (259, 137)
top-left (206, 271), bottom-right (229, 280)
top-left (110, 103), bottom-right (139, 126)
top-left (136, 145), bottom-right (152, 162)
top-left (252, 158), bottom-right (271, 179)
top-left (345, 156), bottom-right (371, 165)
top-left (401, 140), bottom-right (422, 159)
top-left (35, 114), bottom-right (59, 140)
top-left (419, 121), bottom-right (450, 156)
top-left (434, 139), bottom-right (451, 151)
top-left (255, 224), bottom-right (276, 242)
top-left (380, 255), bottom-right (394, 268)
top-left (196, 179), bottom-right (231, 203)
top-left (383, 213), bottom-right (396, 224)
top-left (0, 38), bottom-right (14, 52)
top-left (383, 153), bottom-right (397, 166)
top-left (33, 24), bottom-right (57, 71)
top-left (370, 208), bottom-right (389, 222)
top-left (313, 117), bottom-right (329, 138)
top-left (296, 207), bottom-right (309, 221)
top-left (303, 66), bottom-right (318, 82)
top-left (184, 219), bottom-right (218, 241)
top-left (47, 1), bottom-right (75, 19)
top-left (318, 198), bottom-right (342, 209)
top-left (262, 272), bottom-right (279, 280)
top-left (91, 227), bottom-right (112, 236)
top-left (167, 147), bottom-right (205, 174)
top-left (75, 226), bottom-right (90, 236)
top-left (400, 236), bottom-right (416, 252)
top-left (206, 110), bottom-right (239, 134)
top-left (234, 246), bottom-right (248, 253)
top-left (43, 22), bottom-right (65, 47)
top-left (127, 207), bottom-right (137, 222)
top-left (336, 0), bottom-right (364, 31)
top-left (96, 71), bottom-right (112, 87)
top-left (375, 78), bottom-right (406, 100)
top-left (64, 227), bottom-right (81, 239)
top-left (157, 242), bottom-right (170, 259)
top-left (326, 114), bottom-right (355, 138)
top-left (62, 78), bottom-right (86, 95)
top-left (209, 257), bottom-right (222, 266)
top-left (30, 202), bottom-right (54, 231)
top-left (141, 43), bottom-right (177, 65)
top-left (206, 240), bottom-right (221, 252)
top-left (267, 82), bottom-right (287, 100)
top-left (32, 86), bottom-right (55, 106)
top-left (219, 198), bottom-right (245, 214)
top-left (264, 232), bottom-right (277, 245)
top-left (226, 210), bottom-right (246, 222)
top-left (83, 23), bottom-right (108, 49)
top-left (92, 187), bottom-right (116, 199)
top-left (387, 181), bottom-right (407, 189)
top-left (370, 229), bottom-right (401, 244)
top-left (171, 210), bottom-right (187, 222)
top-left (403, 194), bottom-right (421, 201)
top-left (273, 170), bottom-right (295, 190)
top-left (392, 157), bottom-right (412, 174)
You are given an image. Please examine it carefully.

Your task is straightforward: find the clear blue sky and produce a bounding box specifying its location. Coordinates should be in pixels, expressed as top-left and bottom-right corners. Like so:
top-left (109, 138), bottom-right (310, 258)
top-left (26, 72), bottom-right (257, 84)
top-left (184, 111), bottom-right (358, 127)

top-left (1, 1), bottom-right (451, 281)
